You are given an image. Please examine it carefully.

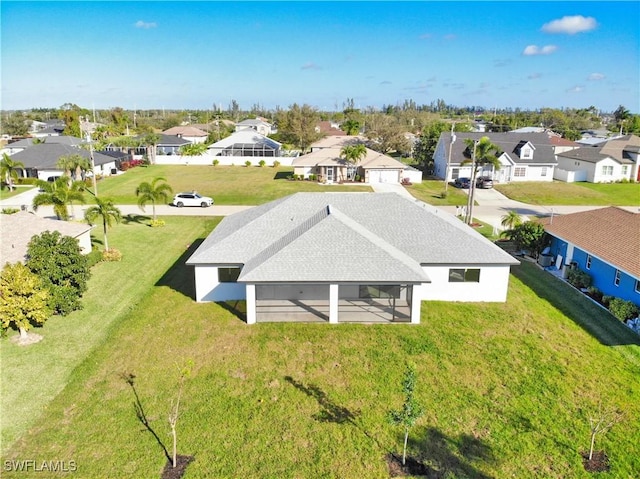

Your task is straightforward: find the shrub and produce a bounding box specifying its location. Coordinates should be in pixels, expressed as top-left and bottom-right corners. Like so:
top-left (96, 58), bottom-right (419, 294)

top-left (86, 249), bottom-right (104, 268)
top-left (355, 174), bottom-right (361, 182)
top-left (245, 160), bottom-right (252, 167)
top-left (151, 219), bottom-right (166, 228)
top-left (440, 190), bottom-right (449, 199)
top-left (587, 286), bottom-right (603, 303)
top-left (258, 160), bottom-right (266, 167)
top-left (102, 248), bottom-right (123, 262)
top-left (567, 268), bottom-right (592, 289)
top-left (120, 161), bottom-right (131, 171)
top-left (1, 208), bottom-right (19, 215)
top-left (286, 175), bottom-right (294, 180)
top-left (273, 160), bottom-right (281, 168)
top-left (212, 159), bottom-right (219, 166)
top-left (602, 295), bottom-right (613, 307)
top-left (608, 298), bottom-right (640, 321)
top-left (309, 174), bottom-right (317, 181)
top-left (17, 178), bottom-right (38, 185)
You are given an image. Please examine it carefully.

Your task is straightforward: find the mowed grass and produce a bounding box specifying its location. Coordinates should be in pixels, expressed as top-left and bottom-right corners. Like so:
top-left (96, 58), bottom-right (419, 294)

top-left (0, 216), bottom-right (221, 452)
top-left (96, 165), bottom-right (372, 205)
top-left (495, 181), bottom-right (640, 206)
top-left (3, 229), bottom-right (639, 478)
top-left (405, 179), bottom-right (470, 206)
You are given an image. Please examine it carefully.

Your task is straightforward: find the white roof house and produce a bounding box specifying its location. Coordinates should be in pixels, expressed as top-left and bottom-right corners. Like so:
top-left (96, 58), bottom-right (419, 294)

top-left (186, 192), bottom-right (518, 324)
top-left (0, 211), bottom-right (93, 265)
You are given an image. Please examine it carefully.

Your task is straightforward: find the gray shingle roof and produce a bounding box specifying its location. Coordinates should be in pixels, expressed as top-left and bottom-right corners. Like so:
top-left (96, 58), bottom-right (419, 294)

top-left (557, 134), bottom-right (640, 165)
top-left (9, 144), bottom-right (118, 169)
top-left (437, 132), bottom-right (557, 165)
top-left (187, 193), bottom-right (517, 283)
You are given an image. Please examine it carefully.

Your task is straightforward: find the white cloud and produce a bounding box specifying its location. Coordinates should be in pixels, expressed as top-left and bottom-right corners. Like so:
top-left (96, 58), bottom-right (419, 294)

top-left (587, 73), bottom-right (605, 81)
top-left (542, 15), bottom-right (597, 34)
top-left (528, 73), bottom-right (542, 80)
top-left (522, 45), bottom-right (557, 56)
top-left (301, 62), bottom-right (321, 71)
top-left (135, 20), bottom-right (157, 29)
top-left (566, 85), bottom-right (584, 93)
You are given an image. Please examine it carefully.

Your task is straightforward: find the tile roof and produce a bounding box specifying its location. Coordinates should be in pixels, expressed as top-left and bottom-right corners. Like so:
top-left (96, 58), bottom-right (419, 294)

top-left (310, 135), bottom-right (367, 149)
top-left (162, 126), bottom-right (209, 137)
top-left (540, 207), bottom-right (640, 277)
top-left (187, 192), bottom-right (518, 282)
top-left (0, 211), bottom-right (92, 265)
top-left (293, 146), bottom-right (404, 170)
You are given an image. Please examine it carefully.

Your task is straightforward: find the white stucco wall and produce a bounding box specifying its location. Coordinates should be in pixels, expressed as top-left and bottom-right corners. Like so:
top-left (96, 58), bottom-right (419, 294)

top-left (415, 265), bottom-right (511, 302)
top-left (155, 154), bottom-right (293, 167)
top-left (193, 265), bottom-right (245, 302)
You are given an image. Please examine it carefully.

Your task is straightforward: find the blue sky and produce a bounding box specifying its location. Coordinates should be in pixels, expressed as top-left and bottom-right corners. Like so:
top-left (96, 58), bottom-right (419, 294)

top-left (2, 1), bottom-right (639, 113)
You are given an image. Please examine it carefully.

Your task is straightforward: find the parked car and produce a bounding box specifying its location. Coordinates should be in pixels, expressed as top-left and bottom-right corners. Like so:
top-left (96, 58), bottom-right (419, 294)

top-left (476, 177), bottom-right (493, 189)
top-left (454, 177), bottom-right (471, 189)
top-left (172, 192), bottom-right (213, 208)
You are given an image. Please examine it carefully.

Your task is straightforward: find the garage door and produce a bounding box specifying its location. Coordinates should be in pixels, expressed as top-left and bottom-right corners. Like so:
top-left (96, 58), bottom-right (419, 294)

top-left (368, 169), bottom-right (399, 183)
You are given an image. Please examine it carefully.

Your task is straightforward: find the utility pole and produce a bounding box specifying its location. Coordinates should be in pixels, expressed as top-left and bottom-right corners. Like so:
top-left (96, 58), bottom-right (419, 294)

top-left (465, 140), bottom-right (478, 225)
top-left (444, 122), bottom-right (455, 192)
top-left (86, 130), bottom-right (98, 197)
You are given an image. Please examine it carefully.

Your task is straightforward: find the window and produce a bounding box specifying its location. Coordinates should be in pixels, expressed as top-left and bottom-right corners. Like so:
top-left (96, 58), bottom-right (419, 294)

top-left (541, 166), bottom-right (547, 177)
top-left (601, 165), bottom-right (613, 176)
top-left (514, 167), bottom-right (526, 177)
top-left (622, 165), bottom-right (629, 176)
top-left (614, 270), bottom-right (621, 286)
top-left (448, 268), bottom-right (481, 283)
top-left (635, 280), bottom-right (640, 294)
top-left (586, 255), bottom-right (592, 269)
top-left (520, 147), bottom-right (533, 159)
top-left (359, 285), bottom-right (400, 299)
top-left (218, 267), bottom-right (241, 283)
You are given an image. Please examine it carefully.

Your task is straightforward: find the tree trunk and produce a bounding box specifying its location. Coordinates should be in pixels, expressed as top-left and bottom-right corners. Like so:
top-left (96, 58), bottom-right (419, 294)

top-left (172, 425), bottom-right (177, 468)
top-left (589, 431), bottom-right (596, 461)
top-left (402, 428), bottom-right (409, 465)
top-left (103, 221), bottom-right (109, 251)
top-left (19, 326), bottom-right (28, 339)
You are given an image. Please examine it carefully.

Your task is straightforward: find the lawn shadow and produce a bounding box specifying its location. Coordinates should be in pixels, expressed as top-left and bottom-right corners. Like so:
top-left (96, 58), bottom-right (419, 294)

top-left (121, 373), bottom-right (171, 463)
top-left (512, 262), bottom-right (640, 347)
top-left (284, 376), bottom-right (359, 425)
top-left (273, 171), bottom-right (292, 180)
top-left (122, 214), bottom-right (151, 225)
top-left (402, 426), bottom-right (495, 479)
top-left (155, 239), bottom-right (203, 298)
top-left (217, 300), bottom-right (247, 323)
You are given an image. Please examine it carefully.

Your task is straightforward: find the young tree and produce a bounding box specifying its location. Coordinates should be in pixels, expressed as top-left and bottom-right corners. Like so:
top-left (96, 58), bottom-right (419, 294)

top-left (500, 210), bottom-right (523, 231)
top-left (388, 364), bottom-right (424, 466)
top-left (32, 176), bottom-right (86, 220)
top-left (136, 177), bottom-right (173, 221)
top-left (0, 263), bottom-right (51, 340)
top-left (168, 361), bottom-right (192, 469)
top-left (84, 197), bottom-right (122, 251)
top-left (26, 231), bottom-right (91, 316)
top-left (340, 144), bottom-right (367, 180)
top-left (0, 153), bottom-right (25, 191)
top-left (588, 406), bottom-right (622, 462)
top-left (463, 136), bottom-right (501, 224)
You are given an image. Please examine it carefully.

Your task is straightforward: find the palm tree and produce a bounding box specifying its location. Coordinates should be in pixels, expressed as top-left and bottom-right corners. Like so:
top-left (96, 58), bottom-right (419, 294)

top-left (32, 177), bottom-right (86, 220)
top-left (56, 154), bottom-right (92, 182)
top-left (136, 177), bottom-right (173, 221)
top-left (501, 210), bottom-right (522, 231)
top-left (0, 153), bottom-right (25, 191)
top-left (339, 143), bottom-right (367, 181)
top-left (56, 155), bottom-right (76, 180)
top-left (462, 137), bottom-right (501, 224)
top-left (179, 143), bottom-right (208, 156)
top-left (142, 133), bottom-right (161, 164)
top-left (84, 197), bottom-right (122, 251)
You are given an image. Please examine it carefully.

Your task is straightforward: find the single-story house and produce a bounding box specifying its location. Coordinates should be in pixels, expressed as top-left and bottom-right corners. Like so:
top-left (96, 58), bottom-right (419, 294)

top-left (186, 192), bottom-right (519, 324)
top-left (292, 145), bottom-right (412, 184)
top-left (0, 211), bottom-right (93, 265)
top-left (555, 135), bottom-right (640, 183)
top-left (7, 143), bottom-right (118, 180)
top-left (309, 135), bottom-right (367, 152)
top-left (162, 126), bottom-right (209, 144)
top-left (315, 121), bottom-right (346, 136)
top-left (1, 135), bottom-right (85, 156)
top-left (206, 130), bottom-right (286, 166)
top-left (433, 132), bottom-right (557, 184)
top-left (540, 207), bottom-right (640, 307)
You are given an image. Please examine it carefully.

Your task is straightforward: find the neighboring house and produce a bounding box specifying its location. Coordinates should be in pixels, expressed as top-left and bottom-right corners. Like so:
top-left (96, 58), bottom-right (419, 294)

top-left (235, 119), bottom-right (274, 136)
top-left (1, 135), bottom-right (85, 156)
top-left (0, 211), bottom-right (93, 265)
top-left (540, 207), bottom-right (640, 307)
top-left (293, 145), bottom-right (410, 184)
top-left (186, 192), bottom-right (518, 324)
top-left (549, 135), bottom-right (580, 155)
top-left (309, 135), bottom-right (367, 152)
top-left (8, 143), bottom-right (118, 180)
top-left (315, 121), bottom-right (346, 136)
top-left (162, 126), bottom-right (209, 144)
top-left (433, 132), bottom-right (557, 184)
top-left (206, 130), bottom-right (286, 166)
top-left (555, 135), bottom-right (640, 183)
top-left (30, 120), bottom-right (65, 138)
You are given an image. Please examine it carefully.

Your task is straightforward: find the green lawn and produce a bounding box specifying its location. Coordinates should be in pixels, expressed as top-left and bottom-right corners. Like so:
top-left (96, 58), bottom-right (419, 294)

top-left (0, 185), bottom-right (35, 201)
top-left (2, 220), bottom-right (639, 478)
top-left (405, 179), bottom-right (470, 206)
top-left (495, 181), bottom-right (640, 206)
top-left (96, 165), bottom-right (372, 205)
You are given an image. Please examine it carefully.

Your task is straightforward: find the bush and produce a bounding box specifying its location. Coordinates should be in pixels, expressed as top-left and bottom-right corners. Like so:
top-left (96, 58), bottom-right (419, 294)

top-left (245, 160), bottom-right (252, 167)
top-left (355, 174), bottom-right (361, 182)
top-left (309, 174), bottom-right (317, 181)
top-left (150, 219), bottom-right (166, 228)
top-left (120, 161), bottom-right (131, 171)
top-left (440, 190), bottom-right (449, 199)
top-left (602, 295), bottom-right (613, 307)
top-left (608, 298), bottom-right (640, 321)
top-left (258, 160), bottom-right (266, 167)
top-left (587, 286), bottom-right (603, 303)
top-left (102, 248), bottom-right (123, 262)
top-left (212, 159), bottom-right (219, 166)
top-left (86, 249), bottom-right (104, 268)
top-left (17, 178), bottom-right (38, 185)
top-left (567, 268), bottom-right (592, 289)
top-left (273, 160), bottom-right (281, 168)
top-left (1, 208), bottom-right (19, 215)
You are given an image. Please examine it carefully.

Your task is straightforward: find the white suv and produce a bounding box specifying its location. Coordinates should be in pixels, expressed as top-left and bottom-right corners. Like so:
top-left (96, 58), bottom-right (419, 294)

top-left (172, 192), bottom-right (213, 208)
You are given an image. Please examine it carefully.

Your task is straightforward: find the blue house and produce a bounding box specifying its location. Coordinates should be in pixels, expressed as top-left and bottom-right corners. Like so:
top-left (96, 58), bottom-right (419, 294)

top-left (541, 207), bottom-right (640, 307)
